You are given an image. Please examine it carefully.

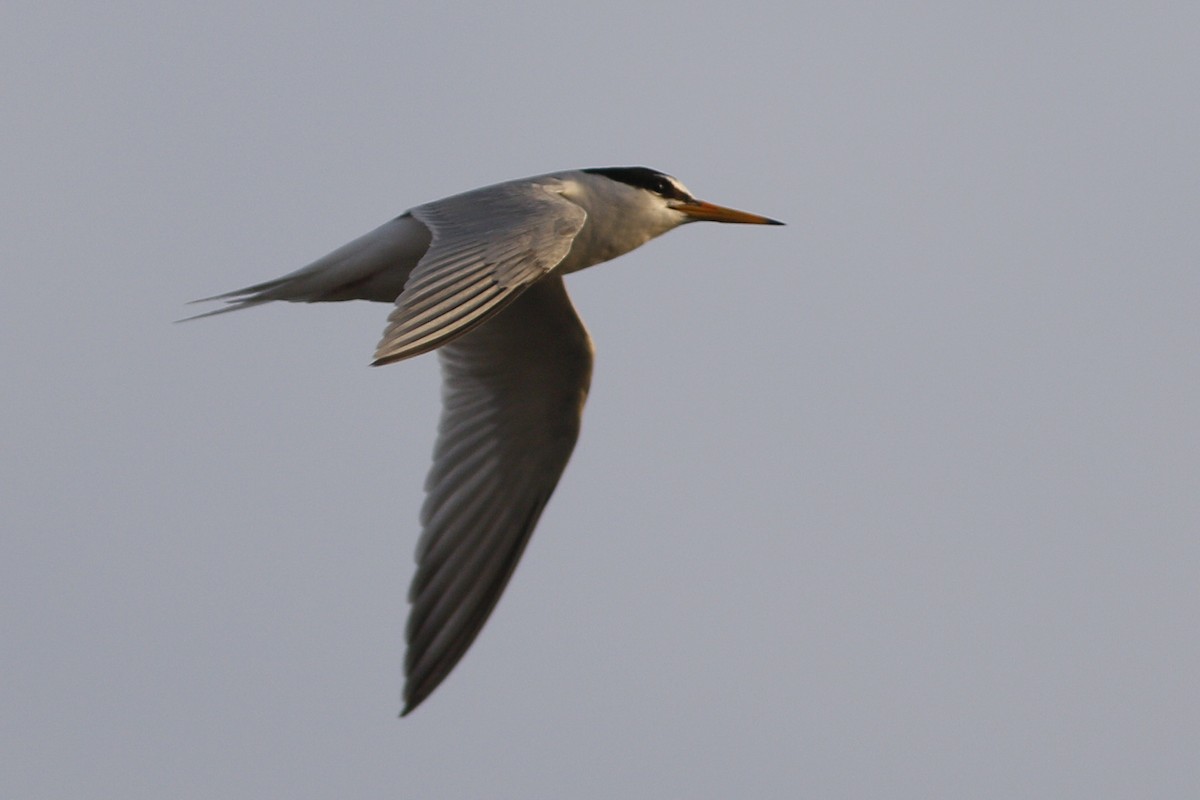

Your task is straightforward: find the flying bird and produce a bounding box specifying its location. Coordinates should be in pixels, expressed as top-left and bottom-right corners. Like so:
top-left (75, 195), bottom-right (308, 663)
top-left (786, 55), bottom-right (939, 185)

top-left (191, 167), bottom-right (783, 714)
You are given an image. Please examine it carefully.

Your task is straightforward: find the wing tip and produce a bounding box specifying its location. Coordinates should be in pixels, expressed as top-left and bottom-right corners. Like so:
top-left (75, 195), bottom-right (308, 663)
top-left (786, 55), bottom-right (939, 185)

top-left (371, 342), bottom-right (432, 367)
top-left (400, 676), bottom-right (437, 717)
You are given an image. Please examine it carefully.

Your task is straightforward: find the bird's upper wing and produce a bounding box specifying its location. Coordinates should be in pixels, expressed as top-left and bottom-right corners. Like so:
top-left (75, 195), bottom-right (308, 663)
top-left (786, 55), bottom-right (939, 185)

top-left (372, 180), bottom-right (587, 365)
top-left (402, 276), bottom-right (593, 714)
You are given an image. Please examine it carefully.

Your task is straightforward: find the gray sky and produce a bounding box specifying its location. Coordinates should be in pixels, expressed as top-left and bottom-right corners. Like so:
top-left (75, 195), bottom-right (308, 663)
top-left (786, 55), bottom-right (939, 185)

top-left (3, 2), bottom-right (1197, 798)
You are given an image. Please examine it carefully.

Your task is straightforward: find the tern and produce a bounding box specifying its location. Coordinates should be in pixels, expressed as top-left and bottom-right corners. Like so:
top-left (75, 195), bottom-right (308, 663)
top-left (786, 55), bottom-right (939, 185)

top-left (191, 167), bottom-right (782, 714)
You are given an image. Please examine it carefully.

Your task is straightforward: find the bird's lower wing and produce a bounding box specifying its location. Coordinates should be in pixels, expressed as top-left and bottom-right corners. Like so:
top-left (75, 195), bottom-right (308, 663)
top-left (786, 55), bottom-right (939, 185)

top-left (372, 182), bottom-right (586, 365)
top-left (402, 277), bottom-right (593, 714)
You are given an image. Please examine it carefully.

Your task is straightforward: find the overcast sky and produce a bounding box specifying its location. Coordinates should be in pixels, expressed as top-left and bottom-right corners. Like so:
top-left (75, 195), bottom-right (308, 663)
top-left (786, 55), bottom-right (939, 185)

top-left (3, 3), bottom-right (1197, 798)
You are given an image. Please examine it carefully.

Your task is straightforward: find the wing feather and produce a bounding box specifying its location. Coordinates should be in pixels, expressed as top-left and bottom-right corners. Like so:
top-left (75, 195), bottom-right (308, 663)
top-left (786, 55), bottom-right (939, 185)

top-left (401, 277), bottom-right (593, 715)
top-left (372, 181), bottom-right (586, 365)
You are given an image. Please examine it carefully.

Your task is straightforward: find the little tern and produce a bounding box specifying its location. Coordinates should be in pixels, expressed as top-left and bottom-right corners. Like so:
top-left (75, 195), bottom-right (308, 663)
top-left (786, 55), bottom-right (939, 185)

top-left (191, 166), bottom-right (782, 714)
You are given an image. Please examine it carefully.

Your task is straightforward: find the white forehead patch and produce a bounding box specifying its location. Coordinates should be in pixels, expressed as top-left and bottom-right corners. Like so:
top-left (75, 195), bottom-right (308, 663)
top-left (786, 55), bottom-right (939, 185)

top-left (665, 177), bottom-right (692, 199)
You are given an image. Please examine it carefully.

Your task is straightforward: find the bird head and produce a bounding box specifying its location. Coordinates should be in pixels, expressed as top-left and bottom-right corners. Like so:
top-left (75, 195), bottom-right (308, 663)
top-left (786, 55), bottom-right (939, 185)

top-left (581, 166), bottom-right (784, 227)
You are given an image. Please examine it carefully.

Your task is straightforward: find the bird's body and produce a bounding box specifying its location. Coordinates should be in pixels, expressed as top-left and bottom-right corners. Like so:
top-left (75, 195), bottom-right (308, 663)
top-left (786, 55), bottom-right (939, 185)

top-left (192, 167), bottom-right (781, 714)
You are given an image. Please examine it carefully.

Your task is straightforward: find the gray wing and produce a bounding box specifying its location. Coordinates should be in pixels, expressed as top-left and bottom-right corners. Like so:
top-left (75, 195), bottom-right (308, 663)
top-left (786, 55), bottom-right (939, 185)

top-left (402, 276), bottom-right (593, 714)
top-left (373, 181), bottom-right (587, 365)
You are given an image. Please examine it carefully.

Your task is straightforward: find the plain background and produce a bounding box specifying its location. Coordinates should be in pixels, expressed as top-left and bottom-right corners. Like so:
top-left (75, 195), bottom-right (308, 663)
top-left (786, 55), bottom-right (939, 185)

top-left (3, 3), bottom-right (1197, 798)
